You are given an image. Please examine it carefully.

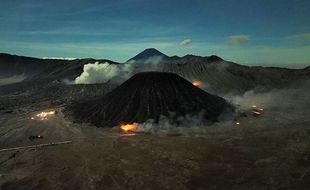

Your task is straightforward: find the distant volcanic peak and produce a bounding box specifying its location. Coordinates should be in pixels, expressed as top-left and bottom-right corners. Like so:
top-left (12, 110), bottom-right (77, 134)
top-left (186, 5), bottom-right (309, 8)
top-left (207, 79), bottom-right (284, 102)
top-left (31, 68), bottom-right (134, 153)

top-left (67, 71), bottom-right (232, 128)
top-left (206, 55), bottom-right (223, 62)
top-left (127, 48), bottom-right (169, 62)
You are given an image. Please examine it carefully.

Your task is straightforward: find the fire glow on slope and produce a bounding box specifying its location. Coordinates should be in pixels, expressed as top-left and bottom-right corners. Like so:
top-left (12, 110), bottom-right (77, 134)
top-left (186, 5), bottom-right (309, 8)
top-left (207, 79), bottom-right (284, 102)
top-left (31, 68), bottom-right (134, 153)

top-left (192, 80), bottom-right (202, 87)
top-left (119, 123), bottom-right (139, 133)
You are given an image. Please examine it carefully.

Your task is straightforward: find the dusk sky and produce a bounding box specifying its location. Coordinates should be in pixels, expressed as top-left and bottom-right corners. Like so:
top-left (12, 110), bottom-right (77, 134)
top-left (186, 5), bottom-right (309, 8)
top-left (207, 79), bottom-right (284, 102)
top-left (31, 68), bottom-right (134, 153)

top-left (0, 0), bottom-right (309, 67)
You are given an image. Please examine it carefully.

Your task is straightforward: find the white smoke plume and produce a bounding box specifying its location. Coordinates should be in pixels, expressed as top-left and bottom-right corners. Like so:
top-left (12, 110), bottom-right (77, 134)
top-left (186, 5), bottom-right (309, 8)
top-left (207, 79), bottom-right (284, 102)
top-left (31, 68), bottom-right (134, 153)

top-left (129, 56), bottom-right (164, 72)
top-left (75, 57), bottom-right (165, 84)
top-left (75, 62), bottom-right (133, 84)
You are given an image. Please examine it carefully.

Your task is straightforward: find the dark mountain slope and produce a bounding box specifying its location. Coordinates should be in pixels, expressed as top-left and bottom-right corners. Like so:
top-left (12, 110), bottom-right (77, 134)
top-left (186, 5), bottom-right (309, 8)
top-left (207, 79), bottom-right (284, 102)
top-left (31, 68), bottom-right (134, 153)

top-left (0, 53), bottom-right (68, 77)
top-left (1, 51), bottom-right (309, 94)
top-left (65, 72), bottom-right (233, 127)
top-left (0, 53), bottom-right (119, 82)
top-left (160, 56), bottom-right (310, 93)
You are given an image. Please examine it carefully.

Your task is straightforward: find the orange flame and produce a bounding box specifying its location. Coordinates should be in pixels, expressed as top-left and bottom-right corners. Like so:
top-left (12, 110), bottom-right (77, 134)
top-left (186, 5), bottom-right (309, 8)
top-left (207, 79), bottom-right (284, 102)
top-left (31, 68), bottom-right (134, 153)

top-left (192, 80), bottom-right (202, 87)
top-left (120, 123), bottom-right (138, 132)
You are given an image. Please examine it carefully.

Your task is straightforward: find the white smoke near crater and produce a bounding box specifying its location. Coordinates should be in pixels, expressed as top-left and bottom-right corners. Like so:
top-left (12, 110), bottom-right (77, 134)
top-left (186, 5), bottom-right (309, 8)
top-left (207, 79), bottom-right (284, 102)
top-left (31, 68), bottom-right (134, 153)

top-left (75, 57), bottom-right (165, 84)
top-left (75, 62), bottom-right (133, 84)
top-left (127, 80), bottom-right (310, 136)
top-left (130, 56), bottom-right (164, 72)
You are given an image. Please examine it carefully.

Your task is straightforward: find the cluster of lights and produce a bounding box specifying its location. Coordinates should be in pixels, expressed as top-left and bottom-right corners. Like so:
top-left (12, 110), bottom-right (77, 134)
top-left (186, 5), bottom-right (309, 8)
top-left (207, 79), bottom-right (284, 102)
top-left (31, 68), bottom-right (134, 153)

top-left (234, 105), bottom-right (264, 126)
top-left (251, 105), bottom-right (264, 116)
top-left (30, 110), bottom-right (56, 121)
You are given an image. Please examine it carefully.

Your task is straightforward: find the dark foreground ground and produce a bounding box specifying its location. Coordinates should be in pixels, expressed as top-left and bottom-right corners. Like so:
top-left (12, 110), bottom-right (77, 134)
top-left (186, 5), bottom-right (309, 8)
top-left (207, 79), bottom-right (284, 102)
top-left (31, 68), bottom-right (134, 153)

top-left (0, 82), bottom-right (310, 190)
top-left (0, 109), bottom-right (309, 190)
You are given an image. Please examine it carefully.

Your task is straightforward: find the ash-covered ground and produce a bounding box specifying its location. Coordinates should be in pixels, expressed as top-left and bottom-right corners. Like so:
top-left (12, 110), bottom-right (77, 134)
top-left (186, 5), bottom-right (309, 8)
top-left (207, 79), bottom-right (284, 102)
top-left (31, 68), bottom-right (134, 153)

top-left (0, 50), bottom-right (310, 189)
top-left (0, 79), bottom-right (310, 190)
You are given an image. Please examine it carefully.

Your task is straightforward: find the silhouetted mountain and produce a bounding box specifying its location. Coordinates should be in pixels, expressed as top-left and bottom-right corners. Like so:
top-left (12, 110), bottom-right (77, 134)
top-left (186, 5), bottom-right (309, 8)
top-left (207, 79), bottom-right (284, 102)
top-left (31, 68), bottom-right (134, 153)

top-left (1, 52), bottom-right (309, 94)
top-left (127, 48), bottom-right (169, 62)
top-left (0, 53), bottom-right (119, 82)
top-left (161, 56), bottom-right (310, 93)
top-left (0, 53), bottom-right (67, 77)
top-left (65, 72), bottom-right (233, 127)
top-left (206, 55), bottom-right (223, 62)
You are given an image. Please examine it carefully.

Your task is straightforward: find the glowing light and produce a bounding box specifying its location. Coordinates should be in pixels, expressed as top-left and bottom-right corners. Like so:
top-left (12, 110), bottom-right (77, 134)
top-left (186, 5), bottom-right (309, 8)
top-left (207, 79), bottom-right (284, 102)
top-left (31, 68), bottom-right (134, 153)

top-left (31, 110), bottom-right (56, 121)
top-left (235, 122), bottom-right (240, 125)
top-left (252, 111), bottom-right (261, 115)
top-left (192, 80), bottom-right (202, 87)
top-left (119, 123), bottom-right (138, 132)
top-left (36, 111), bottom-right (55, 118)
top-left (251, 105), bottom-right (264, 117)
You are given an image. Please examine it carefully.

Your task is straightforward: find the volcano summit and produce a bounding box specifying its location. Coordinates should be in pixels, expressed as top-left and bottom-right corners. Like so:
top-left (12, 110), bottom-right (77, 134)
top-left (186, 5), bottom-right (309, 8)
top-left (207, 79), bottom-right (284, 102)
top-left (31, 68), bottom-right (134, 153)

top-left (66, 72), bottom-right (233, 127)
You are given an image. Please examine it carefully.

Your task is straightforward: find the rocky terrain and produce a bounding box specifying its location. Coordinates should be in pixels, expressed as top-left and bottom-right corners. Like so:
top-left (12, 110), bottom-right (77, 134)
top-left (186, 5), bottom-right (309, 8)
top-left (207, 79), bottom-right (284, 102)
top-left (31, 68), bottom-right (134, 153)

top-left (0, 49), bottom-right (310, 189)
top-left (1, 89), bottom-right (310, 189)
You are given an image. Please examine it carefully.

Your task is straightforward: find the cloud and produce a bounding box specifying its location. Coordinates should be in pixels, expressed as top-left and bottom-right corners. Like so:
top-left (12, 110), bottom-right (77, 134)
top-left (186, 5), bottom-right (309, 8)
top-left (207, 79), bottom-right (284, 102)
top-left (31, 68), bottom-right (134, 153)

top-left (290, 33), bottom-right (310, 45)
top-left (42, 57), bottom-right (77, 60)
top-left (228, 35), bottom-right (250, 45)
top-left (180, 39), bottom-right (192, 47)
top-left (294, 33), bottom-right (310, 40)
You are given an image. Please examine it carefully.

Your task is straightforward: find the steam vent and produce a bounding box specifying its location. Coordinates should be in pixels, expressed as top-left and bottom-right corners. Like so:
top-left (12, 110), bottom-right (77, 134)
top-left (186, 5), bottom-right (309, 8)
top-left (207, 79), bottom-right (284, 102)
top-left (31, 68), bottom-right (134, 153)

top-left (66, 72), bottom-right (233, 127)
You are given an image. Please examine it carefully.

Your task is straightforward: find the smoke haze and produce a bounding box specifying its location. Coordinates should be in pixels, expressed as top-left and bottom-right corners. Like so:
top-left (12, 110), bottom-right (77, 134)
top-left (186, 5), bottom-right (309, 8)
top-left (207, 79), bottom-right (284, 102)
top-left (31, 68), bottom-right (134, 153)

top-left (75, 57), bottom-right (164, 84)
top-left (75, 62), bottom-right (133, 84)
top-left (130, 81), bottom-right (310, 136)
